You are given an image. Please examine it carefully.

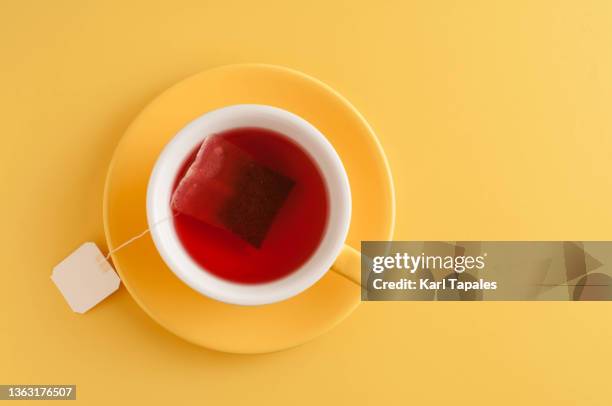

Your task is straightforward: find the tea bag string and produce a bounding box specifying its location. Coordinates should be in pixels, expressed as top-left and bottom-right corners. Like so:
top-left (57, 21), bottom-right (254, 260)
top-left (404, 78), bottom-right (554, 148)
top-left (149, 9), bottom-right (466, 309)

top-left (101, 214), bottom-right (176, 263)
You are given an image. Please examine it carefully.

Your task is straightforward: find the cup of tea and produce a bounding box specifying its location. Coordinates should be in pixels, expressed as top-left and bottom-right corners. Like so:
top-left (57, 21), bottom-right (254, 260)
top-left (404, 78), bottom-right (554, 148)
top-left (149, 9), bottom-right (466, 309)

top-left (147, 104), bottom-right (359, 305)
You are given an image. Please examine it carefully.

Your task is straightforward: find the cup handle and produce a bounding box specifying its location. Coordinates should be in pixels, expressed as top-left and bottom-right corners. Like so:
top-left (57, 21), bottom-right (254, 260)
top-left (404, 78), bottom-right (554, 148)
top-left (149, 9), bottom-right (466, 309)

top-left (330, 244), bottom-right (362, 285)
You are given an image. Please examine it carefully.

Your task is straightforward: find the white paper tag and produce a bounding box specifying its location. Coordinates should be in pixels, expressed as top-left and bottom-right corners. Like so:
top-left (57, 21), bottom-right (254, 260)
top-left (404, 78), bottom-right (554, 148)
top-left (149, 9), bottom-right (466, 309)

top-left (51, 242), bottom-right (121, 313)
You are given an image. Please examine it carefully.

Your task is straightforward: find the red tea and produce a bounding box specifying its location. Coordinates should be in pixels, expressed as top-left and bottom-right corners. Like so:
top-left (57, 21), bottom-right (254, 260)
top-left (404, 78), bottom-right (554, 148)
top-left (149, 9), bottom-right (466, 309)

top-left (171, 127), bottom-right (329, 284)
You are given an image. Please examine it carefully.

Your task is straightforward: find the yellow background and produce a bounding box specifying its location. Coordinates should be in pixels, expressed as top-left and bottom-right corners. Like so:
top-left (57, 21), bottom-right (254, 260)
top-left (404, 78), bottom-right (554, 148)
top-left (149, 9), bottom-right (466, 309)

top-left (2, 0), bottom-right (612, 404)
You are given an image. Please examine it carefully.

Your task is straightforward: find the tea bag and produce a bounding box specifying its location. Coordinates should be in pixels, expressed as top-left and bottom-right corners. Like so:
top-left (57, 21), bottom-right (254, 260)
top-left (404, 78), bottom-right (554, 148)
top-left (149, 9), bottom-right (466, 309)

top-left (172, 135), bottom-right (295, 248)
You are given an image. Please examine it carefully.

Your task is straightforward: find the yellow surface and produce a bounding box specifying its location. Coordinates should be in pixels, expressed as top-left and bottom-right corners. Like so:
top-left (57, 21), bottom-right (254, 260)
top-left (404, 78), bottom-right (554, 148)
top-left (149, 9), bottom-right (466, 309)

top-left (2, 0), bottom-right (612, 404)
top-left (103, 64), bottom-right (393, 353)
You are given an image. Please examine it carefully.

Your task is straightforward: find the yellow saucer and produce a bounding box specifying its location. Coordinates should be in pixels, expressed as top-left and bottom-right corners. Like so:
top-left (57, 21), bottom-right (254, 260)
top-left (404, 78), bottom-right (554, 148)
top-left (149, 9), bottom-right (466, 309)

top-left (103, 64), bottom-right (395, 353)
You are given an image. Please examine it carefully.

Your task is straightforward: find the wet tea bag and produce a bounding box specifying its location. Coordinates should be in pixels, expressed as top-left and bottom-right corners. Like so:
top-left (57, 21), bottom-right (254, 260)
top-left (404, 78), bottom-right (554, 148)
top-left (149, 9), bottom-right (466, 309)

top-left (172, 135), bottom-right (295, 247)
top-left (51, 136), bottom-right (295, 313)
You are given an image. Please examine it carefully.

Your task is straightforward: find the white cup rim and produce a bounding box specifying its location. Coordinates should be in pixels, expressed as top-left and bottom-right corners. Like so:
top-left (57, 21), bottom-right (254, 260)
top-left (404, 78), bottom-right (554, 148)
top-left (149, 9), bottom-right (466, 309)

top-left (146, 104), bottom-right (351, 306)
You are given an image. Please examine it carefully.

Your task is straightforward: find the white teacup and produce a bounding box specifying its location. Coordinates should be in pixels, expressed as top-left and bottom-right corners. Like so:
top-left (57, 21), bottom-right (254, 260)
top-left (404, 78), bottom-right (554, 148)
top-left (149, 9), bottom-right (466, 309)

top-left (147, 104), bottom-right (357, 306)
